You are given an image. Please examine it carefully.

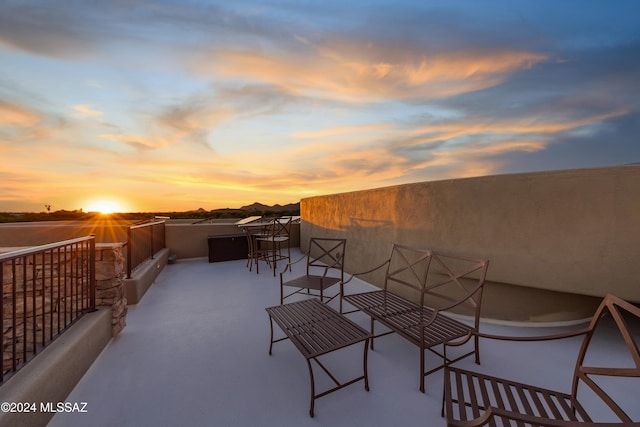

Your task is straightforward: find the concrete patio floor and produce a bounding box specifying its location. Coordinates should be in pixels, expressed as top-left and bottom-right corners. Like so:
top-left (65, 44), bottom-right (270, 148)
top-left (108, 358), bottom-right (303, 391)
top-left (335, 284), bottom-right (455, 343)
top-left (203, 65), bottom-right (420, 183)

top-left (48, 250), bottom-right (639, 426)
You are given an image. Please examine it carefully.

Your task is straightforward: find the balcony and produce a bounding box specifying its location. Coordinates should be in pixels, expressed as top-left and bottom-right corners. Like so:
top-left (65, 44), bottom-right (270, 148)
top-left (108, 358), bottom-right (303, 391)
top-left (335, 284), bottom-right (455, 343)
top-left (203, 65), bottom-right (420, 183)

top-left (1, 165), bottom-right (638, 426)
top-left (45, 251), bottom-right (639, 427)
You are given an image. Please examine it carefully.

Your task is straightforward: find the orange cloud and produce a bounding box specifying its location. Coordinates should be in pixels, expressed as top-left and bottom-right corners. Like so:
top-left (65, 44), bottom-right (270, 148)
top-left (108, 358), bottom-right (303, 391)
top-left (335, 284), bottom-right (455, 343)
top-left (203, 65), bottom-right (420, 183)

top-left (0, 101), bottom-right (40, 126)
top-left (192, 43), bottom-right (548, 102)
top-left (337, 49), bottom-right (546, 99)
top-left (292, 123), bottom-right (392, 139)
top-left (99, 133), bottom-right (168, 150)
top-left (401, 50), bottom-right (544, 85)
top-left (404, 110), bottom-right (629, 148)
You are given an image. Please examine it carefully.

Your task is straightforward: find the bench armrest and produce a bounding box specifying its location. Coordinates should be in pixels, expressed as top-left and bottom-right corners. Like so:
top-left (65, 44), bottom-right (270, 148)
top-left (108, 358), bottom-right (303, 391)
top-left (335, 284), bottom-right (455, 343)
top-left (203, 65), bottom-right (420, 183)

top-left (342, 258), bottom-right (391, 285)
top-left (473, 327), bottom-right (591, 342)
top-left (443, 325), bottom-right (592, 350)
top-left (418, 281), bottom-right (485, 329)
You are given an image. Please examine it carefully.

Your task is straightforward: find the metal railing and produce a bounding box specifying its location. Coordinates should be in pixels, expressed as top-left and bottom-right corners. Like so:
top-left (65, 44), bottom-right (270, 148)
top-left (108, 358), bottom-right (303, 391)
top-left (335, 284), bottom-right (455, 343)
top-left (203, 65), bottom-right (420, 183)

top-left (0, 236), bottom-right (96, 383)
top-left (126, 220), bottom-right (166, 279)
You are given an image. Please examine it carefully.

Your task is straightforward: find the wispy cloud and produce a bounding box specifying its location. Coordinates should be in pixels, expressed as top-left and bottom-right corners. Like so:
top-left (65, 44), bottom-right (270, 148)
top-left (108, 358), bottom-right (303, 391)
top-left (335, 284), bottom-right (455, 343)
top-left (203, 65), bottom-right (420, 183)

top-left (0, 100), bottom-right (40, 126)
top-left (99, 133), bottom-right (167, 150)
top-left (72, 104), bottom-right (104, 119)
top-left (292, 124), bottom-right (392, 139)
top-left (192, 44), bottom-right (547, 103)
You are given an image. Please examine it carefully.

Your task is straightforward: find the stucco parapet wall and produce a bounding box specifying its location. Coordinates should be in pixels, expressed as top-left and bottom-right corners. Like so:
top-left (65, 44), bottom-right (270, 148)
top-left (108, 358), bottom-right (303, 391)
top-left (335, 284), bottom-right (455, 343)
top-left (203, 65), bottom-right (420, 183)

top-left (301, 165), bottom-right (640, 304)
top-left (0, 308), bottom-right (111, 427)
top-left (165, 221), bottom-right (300, 259)
top-left (123, 247), bottom-right (170, 305)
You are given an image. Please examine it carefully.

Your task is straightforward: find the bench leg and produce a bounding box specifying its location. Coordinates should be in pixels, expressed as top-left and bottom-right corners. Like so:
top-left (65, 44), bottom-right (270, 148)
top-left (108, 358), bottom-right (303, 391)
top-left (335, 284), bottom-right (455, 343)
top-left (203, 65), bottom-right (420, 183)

top-left (420, 347), bottom-right (425, 393)
top-left (370, 318), bottom-right (375, 350)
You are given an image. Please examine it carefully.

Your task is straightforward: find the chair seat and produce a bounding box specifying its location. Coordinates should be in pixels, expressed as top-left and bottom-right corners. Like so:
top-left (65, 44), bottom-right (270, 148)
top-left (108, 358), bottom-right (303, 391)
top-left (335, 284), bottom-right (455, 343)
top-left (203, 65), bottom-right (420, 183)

top-left (344, 290), bottom-right (421, 317)
top-left (344, 290), bottom-right (471, 348)
top-left (257, 235), bottom-right (290, 243)
top-left (282, 275), bottom-right (342, 292)
top-left (445, 366), bottom-right (592, 425)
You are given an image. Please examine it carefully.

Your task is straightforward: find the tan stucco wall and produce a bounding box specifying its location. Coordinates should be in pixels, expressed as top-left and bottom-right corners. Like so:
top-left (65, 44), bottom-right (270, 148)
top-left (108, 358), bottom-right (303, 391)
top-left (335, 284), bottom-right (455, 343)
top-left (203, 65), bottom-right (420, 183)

top-left (165, 223), bottom-right (242, 259)
top-left (0, 308), bottom-right (111, 427)
top-left (0, 220), bottom-right (300, 260)
top-left (301, 165), bottom-right (640, 322)
top-left (165, 222), bottom-right (300, 259)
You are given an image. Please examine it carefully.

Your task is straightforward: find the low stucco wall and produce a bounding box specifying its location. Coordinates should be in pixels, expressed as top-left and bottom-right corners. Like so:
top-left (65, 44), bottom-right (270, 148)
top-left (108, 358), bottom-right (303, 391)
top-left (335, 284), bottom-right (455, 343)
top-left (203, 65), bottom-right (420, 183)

top-left (301, 165), bottom-right (640, 322)
top-left (165, 222), bottom-right (300, 259)
top-left (0, 308), bottom-right (111, 427)
top-left (0, 219), bottom-right (300, 261)
top-left (124, 247), bottom-right (170, 304)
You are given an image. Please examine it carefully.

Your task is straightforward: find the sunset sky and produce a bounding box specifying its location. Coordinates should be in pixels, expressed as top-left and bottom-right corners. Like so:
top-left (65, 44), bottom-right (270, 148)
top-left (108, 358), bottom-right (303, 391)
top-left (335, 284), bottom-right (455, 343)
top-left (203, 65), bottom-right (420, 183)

top-left (1, 1), bottom-right (639, 213)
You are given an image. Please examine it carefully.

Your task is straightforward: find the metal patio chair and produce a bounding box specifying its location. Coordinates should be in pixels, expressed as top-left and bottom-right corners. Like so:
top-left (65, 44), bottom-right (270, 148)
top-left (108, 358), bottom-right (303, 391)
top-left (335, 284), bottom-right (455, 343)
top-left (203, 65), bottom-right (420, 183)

top-left (443, 293), bottom-right (640, 426)
top-left (279, 237), bottom-right (347, 311)
top-left (241, 221), bottom-right (270, 274)
top-left (256, 216), bottom-right (292, 276)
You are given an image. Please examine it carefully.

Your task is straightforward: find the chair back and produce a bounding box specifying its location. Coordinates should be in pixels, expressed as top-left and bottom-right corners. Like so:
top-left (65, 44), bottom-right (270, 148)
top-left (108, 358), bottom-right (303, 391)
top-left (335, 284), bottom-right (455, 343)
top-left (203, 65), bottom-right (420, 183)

top-left (277, 216), bottom-right (293, 236)
top-left (306, 238), bottom-right (347, 279)
top-left (260, 216), bottom-right (290, 238)
top-left (571, 294), bottom-right (640, 423)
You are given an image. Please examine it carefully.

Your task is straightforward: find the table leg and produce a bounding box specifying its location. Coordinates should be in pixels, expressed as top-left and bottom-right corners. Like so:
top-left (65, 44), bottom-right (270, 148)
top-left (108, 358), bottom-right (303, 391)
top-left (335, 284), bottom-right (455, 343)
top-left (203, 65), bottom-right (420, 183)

top-left (364, 338), bottom-right (370, 391)
top-left (268, 316), bottom-right (274, 356)
top-left (307, 359), bottom-right (316, 418)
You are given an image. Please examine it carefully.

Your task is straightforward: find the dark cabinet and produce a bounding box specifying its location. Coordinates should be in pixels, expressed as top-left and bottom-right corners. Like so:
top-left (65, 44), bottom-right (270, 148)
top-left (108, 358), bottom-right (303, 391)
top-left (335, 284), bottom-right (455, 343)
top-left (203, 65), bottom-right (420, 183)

top-left (208, 234), bottom-right (248, 263)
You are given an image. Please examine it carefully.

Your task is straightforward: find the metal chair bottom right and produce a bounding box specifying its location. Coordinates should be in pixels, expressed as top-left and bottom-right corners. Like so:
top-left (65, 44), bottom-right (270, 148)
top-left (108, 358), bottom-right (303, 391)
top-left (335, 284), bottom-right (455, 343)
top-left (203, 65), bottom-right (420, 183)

top-left (443, 293), bottom-right (640, 426)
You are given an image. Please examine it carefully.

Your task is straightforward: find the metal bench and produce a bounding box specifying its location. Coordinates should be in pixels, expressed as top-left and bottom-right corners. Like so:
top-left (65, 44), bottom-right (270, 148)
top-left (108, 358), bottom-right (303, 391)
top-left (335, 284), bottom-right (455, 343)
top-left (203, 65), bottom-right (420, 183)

top-left (343, 243), bottom-right (489, 392)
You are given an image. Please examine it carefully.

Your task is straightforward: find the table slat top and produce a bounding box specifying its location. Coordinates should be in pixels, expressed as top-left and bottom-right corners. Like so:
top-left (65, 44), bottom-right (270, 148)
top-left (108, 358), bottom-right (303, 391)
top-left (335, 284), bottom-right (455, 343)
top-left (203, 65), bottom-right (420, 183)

top-left (266, 299), bottom-right (371, 358)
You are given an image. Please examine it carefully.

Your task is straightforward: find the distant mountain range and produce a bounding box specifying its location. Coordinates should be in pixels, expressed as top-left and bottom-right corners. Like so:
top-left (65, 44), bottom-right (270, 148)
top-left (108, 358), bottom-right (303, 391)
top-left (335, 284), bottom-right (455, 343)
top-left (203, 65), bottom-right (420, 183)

top-left (0, 202), bottom-right (301, 223)
top-left (239, 202), bottom-right (300, 212)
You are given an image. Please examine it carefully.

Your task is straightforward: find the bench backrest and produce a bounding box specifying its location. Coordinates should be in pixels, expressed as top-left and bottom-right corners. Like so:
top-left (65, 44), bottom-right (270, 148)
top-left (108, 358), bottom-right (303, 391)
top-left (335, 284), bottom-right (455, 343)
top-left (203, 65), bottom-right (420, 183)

top-left (571, 294), bottom-right (640, 423)
top-left (306, 238), bottom-right (347, 279)
top-left (383, 243), bottom-right (432, 296)
top-left (383, 244), bottom-right (489, 325)
top-left (423, 250), bottom-right (489, 326)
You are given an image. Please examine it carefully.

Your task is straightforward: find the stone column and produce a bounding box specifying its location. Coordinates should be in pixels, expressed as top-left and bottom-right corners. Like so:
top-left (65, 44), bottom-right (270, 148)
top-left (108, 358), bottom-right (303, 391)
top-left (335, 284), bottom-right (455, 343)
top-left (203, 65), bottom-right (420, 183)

top-left (95, 243), bottom-right (127, 336)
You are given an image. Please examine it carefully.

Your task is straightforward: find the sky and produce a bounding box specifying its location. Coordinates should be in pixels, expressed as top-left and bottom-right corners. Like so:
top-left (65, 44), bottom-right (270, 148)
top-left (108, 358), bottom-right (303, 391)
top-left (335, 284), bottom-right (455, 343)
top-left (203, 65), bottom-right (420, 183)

top-left (1, 0), bottom-right (639, 213)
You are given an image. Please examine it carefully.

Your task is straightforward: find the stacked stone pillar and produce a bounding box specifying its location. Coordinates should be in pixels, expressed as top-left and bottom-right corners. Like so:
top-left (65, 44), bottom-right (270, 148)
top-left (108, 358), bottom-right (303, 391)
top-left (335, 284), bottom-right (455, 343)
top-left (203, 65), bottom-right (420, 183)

top-left (95, 243), bottom-right (127, 336)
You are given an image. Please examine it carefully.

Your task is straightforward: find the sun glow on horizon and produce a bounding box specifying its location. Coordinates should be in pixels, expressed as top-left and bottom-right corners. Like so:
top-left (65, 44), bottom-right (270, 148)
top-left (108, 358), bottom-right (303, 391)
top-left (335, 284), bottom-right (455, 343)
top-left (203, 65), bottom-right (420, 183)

top-left (85, 199), bottom-right (125, 215)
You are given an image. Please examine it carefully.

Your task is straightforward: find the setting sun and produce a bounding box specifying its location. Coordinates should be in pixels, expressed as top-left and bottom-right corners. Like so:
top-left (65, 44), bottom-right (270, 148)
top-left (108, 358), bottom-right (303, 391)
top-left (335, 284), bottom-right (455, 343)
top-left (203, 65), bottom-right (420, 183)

top-left (85, 199), bottom-right (124, 215)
